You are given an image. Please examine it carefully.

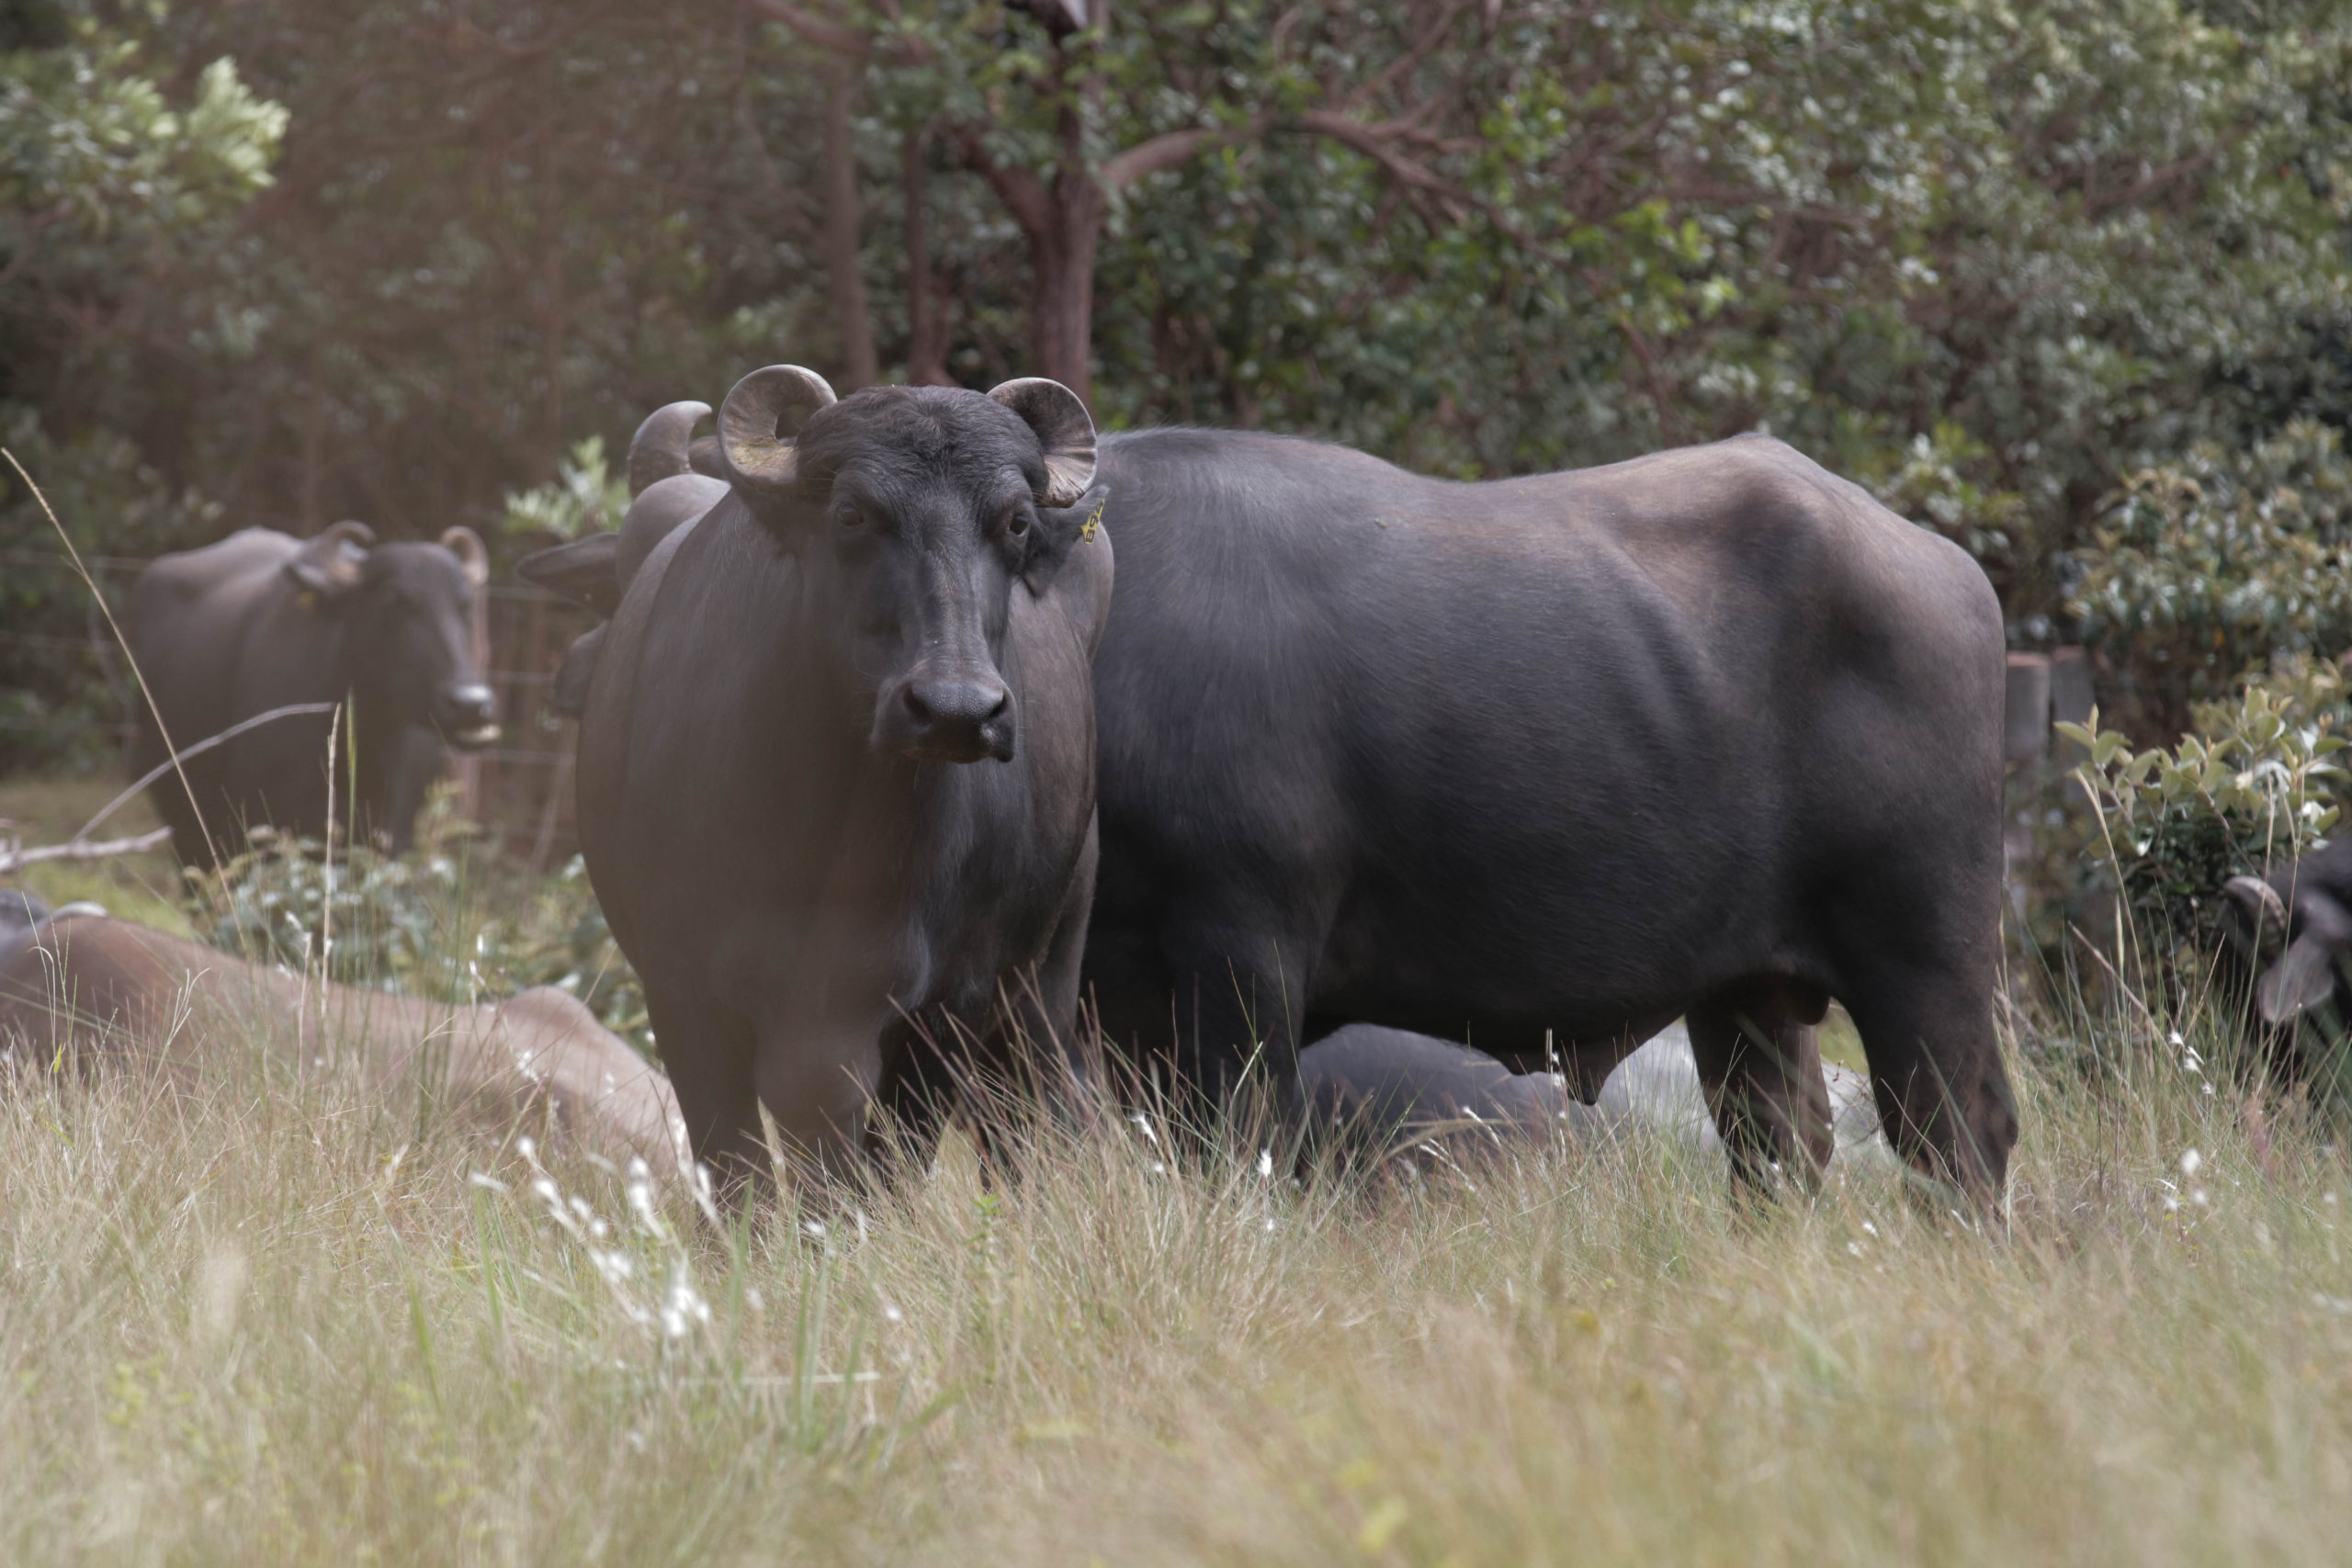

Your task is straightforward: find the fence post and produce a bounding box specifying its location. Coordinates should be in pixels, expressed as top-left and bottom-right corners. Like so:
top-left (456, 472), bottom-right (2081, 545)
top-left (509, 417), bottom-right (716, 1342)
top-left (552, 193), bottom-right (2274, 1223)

top-left (453, 573), bottom-right (492, 825)
top-left (2004, 652), bottom-right (2052, 765)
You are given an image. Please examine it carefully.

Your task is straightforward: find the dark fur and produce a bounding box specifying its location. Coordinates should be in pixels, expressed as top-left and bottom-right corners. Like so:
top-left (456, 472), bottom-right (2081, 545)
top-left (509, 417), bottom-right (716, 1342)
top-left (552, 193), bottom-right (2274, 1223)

top-left (573, 386), bottom-right (1114, 1185)
top-left (2226, 839), bottom-right (2352, 1080)
top-left (128, 529), bottom-right (495, 864)
top-left (526, 474), bottom-right (730, 719)
top-left (1081, 428), bottom-right (2016, 1198)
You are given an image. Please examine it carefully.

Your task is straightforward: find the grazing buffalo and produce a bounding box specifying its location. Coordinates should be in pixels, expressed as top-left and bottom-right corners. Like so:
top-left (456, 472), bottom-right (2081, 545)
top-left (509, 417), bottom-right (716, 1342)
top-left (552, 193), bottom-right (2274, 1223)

top-left (1080, 429), bottom-right (2017, 1201)
top-left (2226, 846), bottom-right (2352, 1081)
top-left (572, 366), bottom-right (1115, 1189)
top-left (0, 910), bottom-right (686, 1175)
top-left (129, 524), bottom-right (500, 865)
top-left (528, 400), bottom-right (731, 719)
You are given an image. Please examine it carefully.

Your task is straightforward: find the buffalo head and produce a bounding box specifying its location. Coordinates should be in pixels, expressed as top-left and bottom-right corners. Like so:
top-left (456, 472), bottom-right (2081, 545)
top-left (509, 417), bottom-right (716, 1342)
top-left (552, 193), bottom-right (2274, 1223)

top-left (716, 364), bottom-right (1102, 764)
top-left (2225, 867), bottom-right (2352, 1026)
top-left (282, 520), bottom-right (501, 750)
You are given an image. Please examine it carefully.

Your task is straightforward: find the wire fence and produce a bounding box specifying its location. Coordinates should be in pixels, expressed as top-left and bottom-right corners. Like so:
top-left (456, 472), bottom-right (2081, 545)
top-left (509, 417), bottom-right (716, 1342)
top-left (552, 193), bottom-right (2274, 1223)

top-left (2, 545), bottom-right (595, 868)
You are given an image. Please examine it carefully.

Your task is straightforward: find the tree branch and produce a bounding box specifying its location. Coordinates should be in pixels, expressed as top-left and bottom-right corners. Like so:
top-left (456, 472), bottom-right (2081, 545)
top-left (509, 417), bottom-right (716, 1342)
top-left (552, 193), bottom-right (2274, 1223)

top-left (0, 827), bottom-right (173, 874)
top-left (742, 0), bottom-right (869, 59)
top-left (1099, 114), bottom-right (1278, 191)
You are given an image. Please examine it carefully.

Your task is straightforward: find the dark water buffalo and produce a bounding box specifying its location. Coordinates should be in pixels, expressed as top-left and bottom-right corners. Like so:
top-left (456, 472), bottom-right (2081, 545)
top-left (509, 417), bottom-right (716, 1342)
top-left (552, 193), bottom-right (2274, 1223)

top-left (129, 525), bottom-right (499, 865)
top-left (528, 400), bottom-right (731, 718)
top-left (2226, 846), bottom-right (2352, 1085)
top-left (1080, 429), bottom-right (2016, 1201)
top-left (573, 366), bottom-right (1114, 1187)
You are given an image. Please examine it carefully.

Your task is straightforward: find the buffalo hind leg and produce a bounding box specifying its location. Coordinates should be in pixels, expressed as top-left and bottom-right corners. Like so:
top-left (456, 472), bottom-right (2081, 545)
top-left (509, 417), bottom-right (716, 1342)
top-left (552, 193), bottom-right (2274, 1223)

top-left (1164, 939), bottom-right (1311, 1145)
top-left (1687, 977), bottom-right (1835, 1194)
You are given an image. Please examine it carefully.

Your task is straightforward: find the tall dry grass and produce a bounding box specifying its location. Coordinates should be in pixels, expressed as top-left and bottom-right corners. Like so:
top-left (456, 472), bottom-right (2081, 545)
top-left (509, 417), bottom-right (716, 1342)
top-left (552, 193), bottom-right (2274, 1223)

top-left (2, 977), bottom-right (2349, 1566)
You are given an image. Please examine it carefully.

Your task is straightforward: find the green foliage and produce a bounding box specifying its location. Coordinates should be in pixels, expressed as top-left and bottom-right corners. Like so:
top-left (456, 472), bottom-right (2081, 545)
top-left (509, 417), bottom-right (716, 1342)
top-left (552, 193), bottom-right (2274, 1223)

top-left (187, 802), bottom-right (651, 1055)
top-left (500, 435), bottom-right (630, 544)
top-left (0, 15), bottom-right (281, 773)
top-left (2072, 422), bottom-right (2352, 735)
top-left (0, 407), bottom-right (225, 773)
top-left (6, 0), bottom-right (2352, 768)
top-left (191, 825), bottom-right (462, 992)
top-left (2059, 656), bottom-right (2349, 991)
top-left (0, 24), bottom-right (283, 251)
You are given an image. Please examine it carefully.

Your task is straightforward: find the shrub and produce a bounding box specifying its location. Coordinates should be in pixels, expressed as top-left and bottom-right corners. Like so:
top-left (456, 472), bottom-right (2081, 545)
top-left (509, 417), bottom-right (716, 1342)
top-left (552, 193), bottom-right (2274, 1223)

top-left (187, 795), bottom-right (652, 1055)
top-left (2056, 655), bottom-right (2348, 1004)
top-left (2070, 421), bottom-right (2352, 739)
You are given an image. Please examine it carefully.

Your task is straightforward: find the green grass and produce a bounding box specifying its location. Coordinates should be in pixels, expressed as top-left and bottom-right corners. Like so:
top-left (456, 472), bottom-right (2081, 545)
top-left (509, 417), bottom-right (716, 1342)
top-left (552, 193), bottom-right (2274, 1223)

top-left (0, 771), bottom-right (190, 934)
top-left (3, 955), bottom-right (2350, 1564)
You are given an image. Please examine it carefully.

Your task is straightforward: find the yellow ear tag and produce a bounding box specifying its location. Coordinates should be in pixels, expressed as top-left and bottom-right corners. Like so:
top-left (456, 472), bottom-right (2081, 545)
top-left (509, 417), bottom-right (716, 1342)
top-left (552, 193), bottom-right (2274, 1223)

top-left (1080, 498), bottom-right (1105, 543)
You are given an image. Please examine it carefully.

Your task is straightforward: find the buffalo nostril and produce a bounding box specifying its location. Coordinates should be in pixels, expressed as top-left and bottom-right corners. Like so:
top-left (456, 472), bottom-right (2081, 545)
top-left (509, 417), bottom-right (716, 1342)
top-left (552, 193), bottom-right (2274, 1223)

top-left (902, 687), bottom-right (935, 726)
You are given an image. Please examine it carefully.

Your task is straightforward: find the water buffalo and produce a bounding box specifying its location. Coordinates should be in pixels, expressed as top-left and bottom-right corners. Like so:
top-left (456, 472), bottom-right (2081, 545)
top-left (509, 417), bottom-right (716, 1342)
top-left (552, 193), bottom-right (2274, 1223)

top-left (572, 366), bottom-right (1115, 1190)
top-left (2225, 846), bottom-right (2352, 1086)
top-left (1298, 1021), bottom-right (1892, 1172)
top-left (1080, 429), bottom-right (2017, 1201)
top-left (129, 524), bottom-right (500, 865)
top-left (0, 910), bottom-right (686, 1175)
top-left (528, 400), bottom-right (731, 718)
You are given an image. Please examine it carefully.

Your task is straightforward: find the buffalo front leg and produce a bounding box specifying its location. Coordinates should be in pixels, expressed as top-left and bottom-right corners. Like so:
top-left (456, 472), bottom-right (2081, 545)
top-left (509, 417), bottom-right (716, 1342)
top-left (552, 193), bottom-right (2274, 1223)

top-left (1001, 817), bottom-right (1101, 1128)
top-left (753, 1009), bottom-right (888, 1196)
top-left (1687, 977), bottom-right (1835, 1194)
top-left (1841, 958), bottom-right (2017, 1208)
top-left (642, 987), bottom-right (767, 1207)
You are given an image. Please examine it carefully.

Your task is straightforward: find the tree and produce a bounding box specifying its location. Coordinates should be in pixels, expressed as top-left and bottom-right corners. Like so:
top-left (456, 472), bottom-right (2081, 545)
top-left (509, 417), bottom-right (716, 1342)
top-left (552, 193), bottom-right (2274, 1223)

top-left (754, 0), bottom-right (1509, 403)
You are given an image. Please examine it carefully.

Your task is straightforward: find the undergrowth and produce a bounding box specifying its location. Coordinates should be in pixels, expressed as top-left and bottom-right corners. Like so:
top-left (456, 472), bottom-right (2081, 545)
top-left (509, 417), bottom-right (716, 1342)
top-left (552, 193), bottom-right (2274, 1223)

top-left (1, 979), bottom-right (2348, 1566)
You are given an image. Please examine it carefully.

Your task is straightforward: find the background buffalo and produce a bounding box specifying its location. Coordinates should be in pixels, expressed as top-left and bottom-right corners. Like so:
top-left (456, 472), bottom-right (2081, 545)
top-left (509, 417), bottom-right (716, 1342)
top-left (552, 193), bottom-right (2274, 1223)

top-left (128, 524), bottom-right (500, 865)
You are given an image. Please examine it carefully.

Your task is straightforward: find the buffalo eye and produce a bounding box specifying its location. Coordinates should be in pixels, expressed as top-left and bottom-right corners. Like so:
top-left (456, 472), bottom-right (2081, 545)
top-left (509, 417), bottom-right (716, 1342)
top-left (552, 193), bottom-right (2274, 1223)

top-left (1004, 505), bottom-right (1032, 539)
top-left (831, 498), bottom-right (865, 530)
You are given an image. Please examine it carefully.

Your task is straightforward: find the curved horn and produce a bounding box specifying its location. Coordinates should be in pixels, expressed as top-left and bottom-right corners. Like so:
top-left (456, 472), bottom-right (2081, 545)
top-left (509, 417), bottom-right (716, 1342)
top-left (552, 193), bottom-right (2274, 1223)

top-left (2226, 874), bottom-right (2291, 953)
top-left (627, 400), bottom-right (712, 498)
top-left (718, 366), bottom-right (838, 494)
top-left (439, 525), bottom-right (491, 588)
top-left (988, 378), bottom-right (1096, 506)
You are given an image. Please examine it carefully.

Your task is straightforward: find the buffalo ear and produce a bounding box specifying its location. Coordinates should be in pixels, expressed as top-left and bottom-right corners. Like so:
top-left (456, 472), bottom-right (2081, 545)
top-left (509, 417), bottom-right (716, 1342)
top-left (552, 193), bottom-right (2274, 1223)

top-left (517, 532), bottom-right (622, 618)
top-left (2257, 932), bottom-right (2342, 1025)
top-left (1022, 484), bottom-right (1110, 594)
top-left (284, 520), bottom-right (375, 599)
top-left (2255, 888), bottom-right (2352, 1025)
top-left (440, 525), bottom-right (491, 589)
top-left (989, 378), bottom-right (1096, 506)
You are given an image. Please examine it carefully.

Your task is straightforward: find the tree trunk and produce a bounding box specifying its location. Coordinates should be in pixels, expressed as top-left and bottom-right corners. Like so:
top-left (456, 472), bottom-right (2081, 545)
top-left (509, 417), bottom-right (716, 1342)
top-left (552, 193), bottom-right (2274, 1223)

top-left (820, 65), bottom-right (880, 391)
top-left (1030, 87), bottom-right (1102, 401)
top-left (903, 126), bottom-right (954, 386)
